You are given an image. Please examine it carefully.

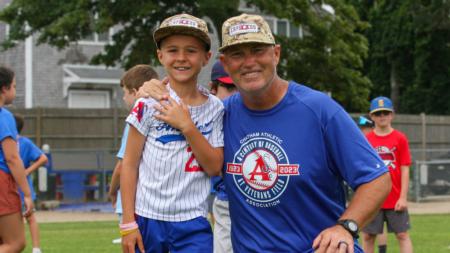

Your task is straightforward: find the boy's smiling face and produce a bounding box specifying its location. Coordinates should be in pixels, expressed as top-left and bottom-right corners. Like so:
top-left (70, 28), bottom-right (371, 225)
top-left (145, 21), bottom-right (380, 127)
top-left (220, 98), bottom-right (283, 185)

top-left (157, 35), bottom-right (211, 87)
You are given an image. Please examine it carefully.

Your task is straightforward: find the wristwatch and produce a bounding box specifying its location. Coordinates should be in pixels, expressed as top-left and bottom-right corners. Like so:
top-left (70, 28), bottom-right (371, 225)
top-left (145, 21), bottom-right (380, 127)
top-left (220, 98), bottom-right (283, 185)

top-left (337, 219), bottom-right (359, 239)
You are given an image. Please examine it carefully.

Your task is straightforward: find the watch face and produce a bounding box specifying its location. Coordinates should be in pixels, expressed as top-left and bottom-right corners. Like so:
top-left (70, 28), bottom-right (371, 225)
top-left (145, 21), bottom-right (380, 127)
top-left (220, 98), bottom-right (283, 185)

top-left (348, 221), bottom-right (358, 232)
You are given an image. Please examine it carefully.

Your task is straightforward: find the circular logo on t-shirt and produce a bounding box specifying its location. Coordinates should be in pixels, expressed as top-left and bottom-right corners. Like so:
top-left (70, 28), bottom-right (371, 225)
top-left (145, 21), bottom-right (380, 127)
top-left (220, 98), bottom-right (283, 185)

top-left (376, 146), bottom-right (396, 169)
top-left (226, 136), bottom-right (299, 206)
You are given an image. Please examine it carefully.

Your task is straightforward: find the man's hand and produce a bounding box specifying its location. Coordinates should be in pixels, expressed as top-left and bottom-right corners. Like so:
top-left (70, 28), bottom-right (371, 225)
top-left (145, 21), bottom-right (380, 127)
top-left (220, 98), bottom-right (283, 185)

top-left (312, 225), bottom-right (354, 253)
top-left (137, 77), bottom-right (170, 100)
top-left (395, 198), bottom-right (408, 211)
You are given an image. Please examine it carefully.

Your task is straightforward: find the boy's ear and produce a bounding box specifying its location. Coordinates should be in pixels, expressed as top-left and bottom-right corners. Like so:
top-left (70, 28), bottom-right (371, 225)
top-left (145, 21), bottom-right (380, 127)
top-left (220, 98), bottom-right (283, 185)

top-left (157, 49), bottom-right (163, 64)
top-left (202, 51), bottom-right (212, 67)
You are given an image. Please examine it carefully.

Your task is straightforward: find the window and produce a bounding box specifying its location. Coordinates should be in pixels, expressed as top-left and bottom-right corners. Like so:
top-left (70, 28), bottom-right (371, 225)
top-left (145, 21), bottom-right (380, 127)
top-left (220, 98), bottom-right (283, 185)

top-left (68, 90), bottom-right (111, 108)
top-left (277, 20), bottom-right (288, 36)
top-left (265, 17), bottom-right (303, 38)
top-left (290, 24), bottom-right (301, 38)
top-left (79, 13), bottom-right (114, 45)
top-left (79, 27), bottom-right (114, 45)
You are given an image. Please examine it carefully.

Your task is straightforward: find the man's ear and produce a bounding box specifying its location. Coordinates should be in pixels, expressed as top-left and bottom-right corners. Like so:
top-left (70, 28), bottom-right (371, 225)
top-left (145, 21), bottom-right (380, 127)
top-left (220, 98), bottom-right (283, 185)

top-left (219, 54), bottom-right (228, 74)
top-left (273, 44), bottom-right (281, 65)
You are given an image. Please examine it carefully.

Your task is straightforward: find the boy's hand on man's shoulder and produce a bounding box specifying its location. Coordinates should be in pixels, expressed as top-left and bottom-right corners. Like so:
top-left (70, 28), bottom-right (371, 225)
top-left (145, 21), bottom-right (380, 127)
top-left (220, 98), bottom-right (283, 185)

top-left (138, 77), bottom-right (170, 100)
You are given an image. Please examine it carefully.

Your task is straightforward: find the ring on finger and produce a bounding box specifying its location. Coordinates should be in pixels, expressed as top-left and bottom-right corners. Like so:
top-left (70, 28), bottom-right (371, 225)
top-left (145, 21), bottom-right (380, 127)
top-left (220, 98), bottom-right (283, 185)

top-left (338, 240), bottom-right (349, 248)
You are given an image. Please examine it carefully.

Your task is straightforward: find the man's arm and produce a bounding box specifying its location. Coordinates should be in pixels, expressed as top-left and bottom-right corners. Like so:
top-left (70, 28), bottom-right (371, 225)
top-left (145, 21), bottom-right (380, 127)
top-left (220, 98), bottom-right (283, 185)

top-left (137, 78), bottom-right (169, 100)
top-left (395, 165), bottom-right (410, 211)
top-left (313, 172), bottom-right (391, 253)
top-left (25, 153), bottom-right (48, 176)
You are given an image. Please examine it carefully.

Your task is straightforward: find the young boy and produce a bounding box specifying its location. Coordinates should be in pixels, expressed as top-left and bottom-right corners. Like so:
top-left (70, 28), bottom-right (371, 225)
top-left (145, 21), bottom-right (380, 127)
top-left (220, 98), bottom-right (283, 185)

top-left (362, 96), bottom-right (413, 253)
top-left (14, 114), bottom-right (48, 253)
top-left (209, 60), bottom-right (237, 253)
top-left (0, 65), bottom-right (34, 253)
top-left (357, 114), bottom-right (389, 252)
top-left (108, 64), bottom-right (158, 244)
top-left (120, 14), bottom-right (224, 253)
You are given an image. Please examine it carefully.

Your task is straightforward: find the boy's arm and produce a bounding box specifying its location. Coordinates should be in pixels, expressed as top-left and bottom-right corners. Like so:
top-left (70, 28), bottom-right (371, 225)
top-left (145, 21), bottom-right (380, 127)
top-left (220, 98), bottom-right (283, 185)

top-left (120, 126), bottom-right (146, 223)
top-left (25, 153), bottom-right (48, 176)
top-left (395, 165), bottom-right (410, 211)
top-left (182, 126), bottom-right (223, 177)
top-left (2, 137), bottom-right (34, 216)
top-left (108, 160), bottom-right (122, 205)
top-left (154, 97), bottom-right (223, 176)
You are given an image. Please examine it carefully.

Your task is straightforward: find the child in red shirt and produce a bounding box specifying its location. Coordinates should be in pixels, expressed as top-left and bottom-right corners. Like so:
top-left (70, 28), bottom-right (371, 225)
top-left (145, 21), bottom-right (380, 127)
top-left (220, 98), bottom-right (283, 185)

top-left (362, 96), bottom-right (413, 253)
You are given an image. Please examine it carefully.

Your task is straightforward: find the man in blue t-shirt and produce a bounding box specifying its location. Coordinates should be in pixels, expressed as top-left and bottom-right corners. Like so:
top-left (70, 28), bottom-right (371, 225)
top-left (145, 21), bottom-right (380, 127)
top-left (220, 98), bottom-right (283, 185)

top-left (217, 14), bottom-right (392, 253)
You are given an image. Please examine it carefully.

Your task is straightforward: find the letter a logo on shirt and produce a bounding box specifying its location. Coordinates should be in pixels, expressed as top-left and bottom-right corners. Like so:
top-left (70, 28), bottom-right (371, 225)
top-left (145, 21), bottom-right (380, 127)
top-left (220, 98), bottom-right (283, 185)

top-left (131, 101), bottom-right (145, 122)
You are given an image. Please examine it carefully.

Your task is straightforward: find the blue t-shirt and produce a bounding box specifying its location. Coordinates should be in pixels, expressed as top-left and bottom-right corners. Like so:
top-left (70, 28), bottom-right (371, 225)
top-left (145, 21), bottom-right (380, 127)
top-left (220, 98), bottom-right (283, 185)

top-left (0, 107), bottom-right (18, 174)
top-left (18, 136), bottom-right (43, 201)
top-left (223, 82), bottom-right (388, 253)
top-left (117, 124), bottom-right (130, 160)
top-left (115, 123), bottom-right (129, 214)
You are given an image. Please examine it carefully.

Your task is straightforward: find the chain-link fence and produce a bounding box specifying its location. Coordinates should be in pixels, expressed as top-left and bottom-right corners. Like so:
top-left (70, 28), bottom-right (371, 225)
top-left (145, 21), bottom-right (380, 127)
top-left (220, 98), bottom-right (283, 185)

top-left (410, 149), bottom-right (450, 202)
top-left (412, 159), bottom-right (450, 202)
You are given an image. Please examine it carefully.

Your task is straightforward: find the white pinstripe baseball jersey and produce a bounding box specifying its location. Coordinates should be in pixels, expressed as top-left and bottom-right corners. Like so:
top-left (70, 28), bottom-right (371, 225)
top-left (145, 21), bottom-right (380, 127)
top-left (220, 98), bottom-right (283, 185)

top-left (126, 85), bottom-right (224, 222)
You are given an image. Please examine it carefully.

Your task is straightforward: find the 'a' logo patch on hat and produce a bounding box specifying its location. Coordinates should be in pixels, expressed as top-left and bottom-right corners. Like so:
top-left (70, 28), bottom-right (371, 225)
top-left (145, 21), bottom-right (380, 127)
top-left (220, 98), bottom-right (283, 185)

top-left (378, 99), bottom-right (385, 107)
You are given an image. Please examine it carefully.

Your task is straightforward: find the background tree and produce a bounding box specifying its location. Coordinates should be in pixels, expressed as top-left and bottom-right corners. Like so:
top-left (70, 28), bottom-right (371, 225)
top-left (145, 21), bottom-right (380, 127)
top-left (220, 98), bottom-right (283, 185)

top-left (248, 0), bottom-right (372, 111)
top-left (353, 0), bottom-right (450, 114)
top-left (1, 0), bottom-right (373, 112)
top-left (0, 0), bottom-right (240, 68)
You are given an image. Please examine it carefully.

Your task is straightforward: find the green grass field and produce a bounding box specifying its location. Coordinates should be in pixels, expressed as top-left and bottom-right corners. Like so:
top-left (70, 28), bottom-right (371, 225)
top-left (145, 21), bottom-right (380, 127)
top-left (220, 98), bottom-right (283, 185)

top-left (25, 214), bottom-right (450, 253)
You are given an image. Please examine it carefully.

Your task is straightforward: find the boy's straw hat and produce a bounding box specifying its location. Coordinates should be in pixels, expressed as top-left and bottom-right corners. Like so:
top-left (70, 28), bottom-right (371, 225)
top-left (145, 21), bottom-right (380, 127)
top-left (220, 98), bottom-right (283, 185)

top-left (154, 13), bottom-right (211, 51)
